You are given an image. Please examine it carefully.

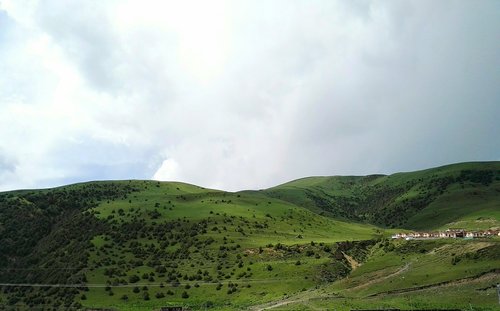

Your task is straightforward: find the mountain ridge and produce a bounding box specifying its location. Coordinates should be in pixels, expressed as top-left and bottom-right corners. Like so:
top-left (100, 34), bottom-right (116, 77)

top-left (263, 161), bottom-right (500, 229)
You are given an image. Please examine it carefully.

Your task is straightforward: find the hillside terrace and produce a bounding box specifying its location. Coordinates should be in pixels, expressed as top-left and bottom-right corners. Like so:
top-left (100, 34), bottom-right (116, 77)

top-left (391, 228), bottom-right (500, 240)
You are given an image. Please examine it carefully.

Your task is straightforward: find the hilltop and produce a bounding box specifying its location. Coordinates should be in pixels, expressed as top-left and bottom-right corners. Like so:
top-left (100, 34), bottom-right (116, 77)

top-left (0, 161), bottom-right (498, 310)
top-left (264, 161), bottom-right (500, 230)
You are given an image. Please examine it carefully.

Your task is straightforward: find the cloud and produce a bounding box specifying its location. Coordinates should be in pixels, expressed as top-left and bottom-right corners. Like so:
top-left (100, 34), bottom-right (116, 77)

top-left (153, 158), bottom-right (180, 182)
top-left (0, 0), bottom-right (498, 191)
top-left (0, 150), bottom-right (16, 179)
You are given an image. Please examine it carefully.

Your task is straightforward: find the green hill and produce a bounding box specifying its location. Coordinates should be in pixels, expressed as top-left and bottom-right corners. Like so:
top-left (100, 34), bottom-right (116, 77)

top-left (0, 161), bottom-right (498, 310)
top-left (249, 238), bottom-right (500, 311)
top-left (0, 180), bottom-right (384, 310)
top-left (264, 161), bottom-right (500, 230)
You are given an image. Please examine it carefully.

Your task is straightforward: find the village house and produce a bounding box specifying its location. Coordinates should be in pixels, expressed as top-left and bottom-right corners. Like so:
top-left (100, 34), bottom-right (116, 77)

top-left (392, 228), bottom-right (499, 240)
top-left (446, 228), bottom-right (465, 238)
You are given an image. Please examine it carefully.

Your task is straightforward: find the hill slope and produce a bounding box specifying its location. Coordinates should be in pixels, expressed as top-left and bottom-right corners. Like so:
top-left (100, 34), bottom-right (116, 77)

top-left (263, 161), bottom-right (500, 229)
top-left (0, 180), bottom-right (383, 310)
top-left (0, 161), bottom-right (498, 310)
top-left (249, 238), bottom-right (500, 311)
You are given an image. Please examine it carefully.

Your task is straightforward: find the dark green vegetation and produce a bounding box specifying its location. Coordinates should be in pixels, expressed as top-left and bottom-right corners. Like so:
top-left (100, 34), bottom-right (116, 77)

top-left (0, 162), bottom-right (498, 310)
top-left (265, 161), bottom-right (500, 230)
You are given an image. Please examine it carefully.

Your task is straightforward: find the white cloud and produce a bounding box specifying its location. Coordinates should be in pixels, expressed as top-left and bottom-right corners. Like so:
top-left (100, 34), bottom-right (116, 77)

top-left (0, 0), bottom-right (498, 191)
top-left (153, 158), bottom-right (180, 182)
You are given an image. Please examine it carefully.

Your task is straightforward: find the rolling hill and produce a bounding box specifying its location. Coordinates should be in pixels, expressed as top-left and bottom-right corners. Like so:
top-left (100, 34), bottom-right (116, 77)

top-left (264, 161), bottom-right (500, 230)
top-left (0, 161), bottom-right (498, 310)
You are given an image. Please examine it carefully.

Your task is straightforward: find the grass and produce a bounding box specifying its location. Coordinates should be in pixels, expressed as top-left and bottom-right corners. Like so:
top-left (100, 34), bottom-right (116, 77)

top-left (265, 161), bottom-right (500, 230)
top-left (77, 179), bottom-right (498, 310)
top-left (252, 238), bottom-right (500, 311)
top-left (1, 161), bottom-right (499, 310)
top-left (76, 180), bottom-right (386, 310)
top-left (338, 240), bottom-right (498, 297)
top-left (405, 182), bottom-right (500, 230)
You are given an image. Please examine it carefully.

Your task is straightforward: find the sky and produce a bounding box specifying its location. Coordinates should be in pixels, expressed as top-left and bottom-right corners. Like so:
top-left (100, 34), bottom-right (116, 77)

top-left (0, 0), bottom-right (499, 192)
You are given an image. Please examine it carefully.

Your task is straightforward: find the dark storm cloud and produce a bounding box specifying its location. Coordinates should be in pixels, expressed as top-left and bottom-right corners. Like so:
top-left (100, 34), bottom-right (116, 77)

top-left (278, 0), bottom-right (500, 180)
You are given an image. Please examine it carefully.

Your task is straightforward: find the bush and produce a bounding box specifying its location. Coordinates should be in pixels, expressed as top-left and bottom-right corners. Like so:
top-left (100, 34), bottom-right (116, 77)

top-left (129, 275), bottom-right (140, 283)
top-left (182, 291), bottom-right (189, 299)
top-left (155, 292), bottom-right (165, 298)
top-left (202, 301), bottom-right (214, 308)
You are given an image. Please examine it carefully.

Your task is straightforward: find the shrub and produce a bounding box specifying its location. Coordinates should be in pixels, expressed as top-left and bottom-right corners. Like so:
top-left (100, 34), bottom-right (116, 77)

top-left (129, 275), bottom-right (140, 283)
top-left (155, 292), bottom-right (165, 298)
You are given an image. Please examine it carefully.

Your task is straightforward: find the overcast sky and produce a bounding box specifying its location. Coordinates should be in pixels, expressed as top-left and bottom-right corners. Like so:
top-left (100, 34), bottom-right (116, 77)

top-left (0, 0), bottom-right (498, 191)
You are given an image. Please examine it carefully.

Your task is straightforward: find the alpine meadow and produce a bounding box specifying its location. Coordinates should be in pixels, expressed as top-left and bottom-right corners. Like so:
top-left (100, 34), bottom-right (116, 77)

top-left (1, 1), bottom-right (499, 310)
top-left (1, 162), bottom-right (499, 310)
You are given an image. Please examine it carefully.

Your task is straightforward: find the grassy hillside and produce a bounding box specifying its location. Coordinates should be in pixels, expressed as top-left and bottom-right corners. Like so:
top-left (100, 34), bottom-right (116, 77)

top-left (264, 161), bottom-right (500, 229)
top-left (0, 161), bottom-right (498, 310)
top-left (249, 238), bottom-right (500, 311)
top-left (0, 180), bottom-right (384, 310)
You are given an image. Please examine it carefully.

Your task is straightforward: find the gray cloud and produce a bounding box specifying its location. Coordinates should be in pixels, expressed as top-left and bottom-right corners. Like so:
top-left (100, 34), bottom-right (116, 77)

top-left (0, 0), bottom-right (498, 191)
top-left (0, 150), bottom-right (16, 177)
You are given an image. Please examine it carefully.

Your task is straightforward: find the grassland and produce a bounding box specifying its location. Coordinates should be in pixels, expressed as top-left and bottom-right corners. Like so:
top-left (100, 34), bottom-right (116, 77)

top-left (0, 161), bottom-right (498, 310)
top-left (265, 161), bottom-right (500, 230)
top-left (79, 181), bottom-right (384, 310)
top-left (249, 238), bottom-right (500, 311)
